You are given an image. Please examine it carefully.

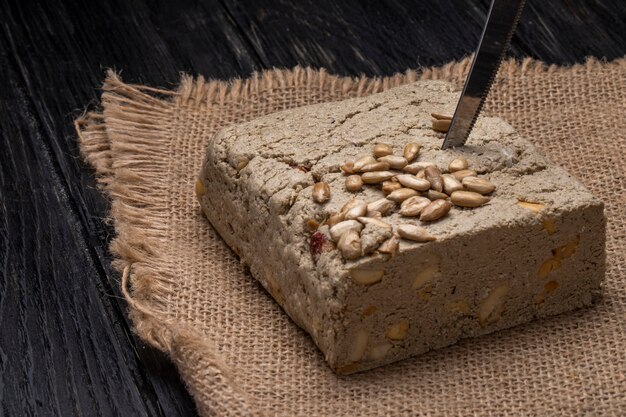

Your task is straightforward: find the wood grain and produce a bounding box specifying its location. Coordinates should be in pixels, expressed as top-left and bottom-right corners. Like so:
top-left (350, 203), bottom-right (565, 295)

top-left (0, 0), bottom-right (624, 415)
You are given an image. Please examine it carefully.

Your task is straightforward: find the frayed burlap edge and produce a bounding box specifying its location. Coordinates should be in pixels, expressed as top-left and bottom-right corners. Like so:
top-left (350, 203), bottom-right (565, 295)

top-left (75, 56), bottom-right (623, 416)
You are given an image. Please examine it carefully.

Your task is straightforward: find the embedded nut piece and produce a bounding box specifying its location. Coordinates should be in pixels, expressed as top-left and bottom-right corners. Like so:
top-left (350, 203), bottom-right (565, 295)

top-left (396, 175), bottom-right (431, 191)
top-left (386, 319), bottom-right (409, 341)
top-left (538, 257), bottom-right (561, 278)
top-left (387, 187), bottom-right (419, 202)
top-left (420, 199), bottom-right (452, 222)
top-left (338, 230), bottom-right (362, 260)
top-left (348, 329), bottom-right (369, 362)
top-left (362, 171), bottom-right (397, 184)
top-left (378, 155), bottom-right (408, 170)
top-left (397, 224), bottom-right (437, 242)
top-left (543, 219), bottom-right (557, 235)
top-left (344, 200), bottom-right (368, 220)
top-left (367, 198), bottom-right (395, 216)
top-left (382, 180), bottom-right (403, 195)
top-left (451, 191), bottom-right (490, 207)
top-left (424, 165), bottom-right (443, 192)
top-left (448, 157), bottom-right (468, 172)
top-left (377, 234), bottom-right (400, 256)
top-left (426, 189), bottom-right (449, 200)
top-left (442, 174), bottom-right (464, 195)
top-left (412, 264), bottom-right (441, 289)
top-left (478, 284), bottom-right (509, 327)
top-left (360, 161), bottom-right (391, 172)
top-left (345, 175), bottom-right (363, 192)
top-left (312, 182), bottom-right (331, 203)
top-left (330, 220), bottom-right (364, 242)
top-left (403, 143), bottom-right (421, 162)
top-left (195, 179), bottom-right (205, 196)
top-left (353, 156), bottom-right (377, 172)
top-left (350, 269), bottom-right (385, 285)
top-left (404, 161), bottom-right (435, 174)
top-left (451, 169), bottom-right (478, 181)
top-left (373, 143), bottom-right (393, 158)
top-left (400, 196), bottom-right (431, 217)
top-left (462, 176), bottom-right (496, 194)
top-left (368, 342), bottom-right (392, 360)
top-left (517, 200), bottom-right (545, 213)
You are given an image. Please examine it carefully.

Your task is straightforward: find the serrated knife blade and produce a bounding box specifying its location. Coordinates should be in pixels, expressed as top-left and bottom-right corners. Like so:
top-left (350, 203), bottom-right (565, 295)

top-left (442, 0), bottom-right (526, 149)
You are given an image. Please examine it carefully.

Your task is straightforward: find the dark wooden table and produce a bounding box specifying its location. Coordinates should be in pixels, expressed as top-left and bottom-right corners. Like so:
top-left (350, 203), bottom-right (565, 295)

top-left (0, 0), bottom-right (624, 415)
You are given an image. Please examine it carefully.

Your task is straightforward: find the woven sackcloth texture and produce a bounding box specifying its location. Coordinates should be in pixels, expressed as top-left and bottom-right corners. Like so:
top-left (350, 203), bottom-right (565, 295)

top-left (76, 57), bottom-right (626, 416)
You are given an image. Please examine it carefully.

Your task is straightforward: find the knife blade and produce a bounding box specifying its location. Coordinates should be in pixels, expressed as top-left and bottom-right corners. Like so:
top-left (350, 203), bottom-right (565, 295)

top-left (442, 0), bottom-right (526, 149)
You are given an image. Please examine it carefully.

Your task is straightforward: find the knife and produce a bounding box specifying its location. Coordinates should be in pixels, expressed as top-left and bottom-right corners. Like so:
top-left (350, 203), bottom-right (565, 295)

top-left (442, 0), bottom-right (526, 149)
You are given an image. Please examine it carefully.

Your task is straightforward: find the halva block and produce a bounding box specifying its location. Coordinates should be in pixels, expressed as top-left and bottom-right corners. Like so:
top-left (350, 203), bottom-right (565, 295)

top-left (197, 81), bottom-right (606, 374)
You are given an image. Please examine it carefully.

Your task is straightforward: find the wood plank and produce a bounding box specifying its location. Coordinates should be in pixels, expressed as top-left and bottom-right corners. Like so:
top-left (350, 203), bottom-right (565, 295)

top-left (0, 57), bottom-right (166, 417)
top-left (0, 0), bottom-right (261, 415)
top-left (221, 0), bottom-right (626, 74)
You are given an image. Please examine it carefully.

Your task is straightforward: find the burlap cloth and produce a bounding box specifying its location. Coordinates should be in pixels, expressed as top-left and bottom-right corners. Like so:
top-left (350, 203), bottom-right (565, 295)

top-left (76, 57), bottom-right (626, 416)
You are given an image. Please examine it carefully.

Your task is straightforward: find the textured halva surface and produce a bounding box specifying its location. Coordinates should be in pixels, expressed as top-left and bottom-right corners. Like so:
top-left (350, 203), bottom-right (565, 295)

top-left (197, 81), bottom-right (606, 374)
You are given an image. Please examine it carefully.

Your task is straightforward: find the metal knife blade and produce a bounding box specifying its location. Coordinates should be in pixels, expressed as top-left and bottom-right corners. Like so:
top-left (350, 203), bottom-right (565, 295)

top-left (442, 0), bottom-right (526, 149)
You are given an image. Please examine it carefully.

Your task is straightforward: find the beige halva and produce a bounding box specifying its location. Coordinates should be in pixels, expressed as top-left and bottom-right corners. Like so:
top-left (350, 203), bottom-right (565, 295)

top-left (197, 81), bottom-right (606, 374)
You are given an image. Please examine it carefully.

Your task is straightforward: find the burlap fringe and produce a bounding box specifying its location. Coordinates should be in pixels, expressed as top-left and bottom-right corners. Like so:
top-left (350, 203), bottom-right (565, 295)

top-left (76, 56), bottom-right (623, 416)
top-left (76, 71), bottom-right (259, 416)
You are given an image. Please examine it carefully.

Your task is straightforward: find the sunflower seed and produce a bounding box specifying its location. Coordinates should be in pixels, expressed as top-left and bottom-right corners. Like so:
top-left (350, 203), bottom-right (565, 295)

top-left (462, 176), bottom-right (496, 194)
top-left (344, 200), bottom-right (368, 219)
top-left (416, 169), bottom-right (426, 179)
top-left (425, 165), bottom-right (443, 192)
top-left (356, 217), bottom-right (392, 230)
top-left (403, 161), bottom-right (435, 174)
top-left (451, 169), bottom-right (478, 181)
top-left (403, 143), bottom-right (421, 162)
top-left (373, 143), bottom-right (393, 158)
top-left (442, 174), bottom-right (464, 195)
top-left (448, 157), bottom-right (468, 172)
top-left (420, 199), bottom-right (452, 221)
top-left (387, 188), bottom-right (419, 202)
top-left (367, 198), bottom-right (395, 216)
top-left (360, 161), bottom-right (391, 172)
top-left (432, 119), bottom-right (451, 133)
top-left (341, 161), bottom-right (355, 175)
top-left (326, 212), bottom-right (345, 227)
top-left (353, 155), bottom-right (377, 172)
top-left (377, 155), bottom-right (408, 170)
top-left (427, 189), bottom-right (448, 200)
top-left (338, 230), bottom-right (362, 260)
top-left (431, 112), bottom-right (453, 120)
top-left (312, 182), bottom-right (331, 203)
top-left (382, 180), bottom-right (403, 195)
top-left (330, 220), bottom-right (364, 242)
top-left (377, 234), bottom-right (400, 256)
top-left (345, 175), bottom-right (363, 192)
top-left (399, 196), bottom-right (431, 217)
top-left (397, 224), bottom-right (437, 242)
top-left (341, 197), bottom-right (360, 212)
top-left (361, 171), bottom-right (396, 184)
top-left (451, 191), bottom-right (490, 207)
top-left (396, 175), bottom-right (431, 191)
